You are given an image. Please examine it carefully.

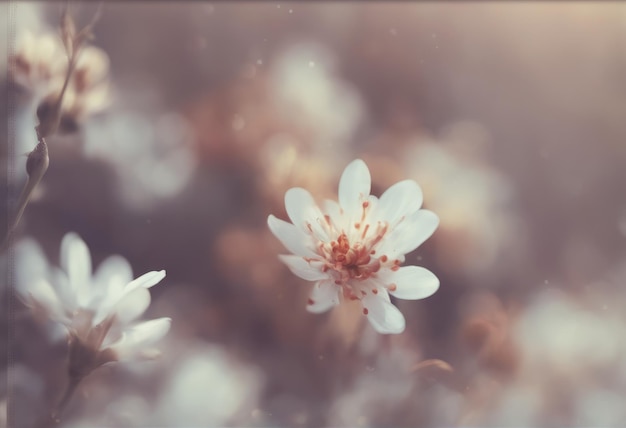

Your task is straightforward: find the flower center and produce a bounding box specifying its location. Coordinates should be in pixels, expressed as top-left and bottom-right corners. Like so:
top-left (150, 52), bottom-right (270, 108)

top-left (331, 233), bottom-right (374, 275)
top-left (318, 220), bottom-right (388, 295)
top-left (305, 200), bottom-right (402, 300)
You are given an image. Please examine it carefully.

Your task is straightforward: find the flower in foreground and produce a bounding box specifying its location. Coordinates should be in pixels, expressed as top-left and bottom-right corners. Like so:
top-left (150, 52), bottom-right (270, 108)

top-left (16, 232), bottom-right (171, 378)
top-left (268, 159), bottom-right (440, 334)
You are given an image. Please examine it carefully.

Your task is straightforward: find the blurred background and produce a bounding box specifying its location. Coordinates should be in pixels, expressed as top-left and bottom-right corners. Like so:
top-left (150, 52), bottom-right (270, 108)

top-left (3, 2), bottom-right (626, 427)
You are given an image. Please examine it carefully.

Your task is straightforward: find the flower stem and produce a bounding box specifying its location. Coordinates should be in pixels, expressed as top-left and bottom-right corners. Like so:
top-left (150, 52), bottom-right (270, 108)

top-left (52, 375), bottom-right (82, 421)
top-left (0, 6), bottom-right (85, 254)
top-left (0, 140), bottom-right (49, 253)
top-left (34, 374), bottom-right (83, 428)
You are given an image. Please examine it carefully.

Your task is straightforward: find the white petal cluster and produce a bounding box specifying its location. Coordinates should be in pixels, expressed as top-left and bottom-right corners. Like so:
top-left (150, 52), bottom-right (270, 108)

top-left (10, 30), bottom-right (111, 122)
top-left (16, 233), bottom-right (171, 366)
top-left (268, 159), bottom-right (440, 334)
top-left (10, 31), bottom-right (66, 94)
top-left (60, 45), bottom-right (112, 121)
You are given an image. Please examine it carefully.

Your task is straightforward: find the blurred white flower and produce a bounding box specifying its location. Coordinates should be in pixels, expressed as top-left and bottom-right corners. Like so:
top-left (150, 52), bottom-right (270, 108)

top-left (270, 42), bottom-right (364, 147)
top-left (62, 344), bottom-right (264, 428)
top-left (404, 136), bottom-right (520, 276)
top-left (83, 111), bottom-right (197, 210)
top-left (154, 346), bottom-right (263, 427)
top-left (16, 233), bottom-right (171, 377)
top-left (268, 159), bottom-right (439, 334)
top-left (59, 45), bottom-right (112, 125)
top-left (516, 289), bottom-right (620, 376)
top-left (329, 345), bottom-right (415, 426)
top-left (10, 29), bottom-right (111, 132)
top-left (9, 30), bottom-right (66, 95)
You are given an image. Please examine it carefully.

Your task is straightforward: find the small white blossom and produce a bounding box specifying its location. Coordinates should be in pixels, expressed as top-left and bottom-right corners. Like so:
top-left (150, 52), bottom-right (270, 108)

top-left (10, 30), bottom-right (111, 130)
top-left (16, 233), bottom-right (171, 376)
top-left (60, 45), bottom-right (112, 122)
top-left (10, 30), bottom-right (66, 95)
top-left (268, 159), bottom-right (440, 334)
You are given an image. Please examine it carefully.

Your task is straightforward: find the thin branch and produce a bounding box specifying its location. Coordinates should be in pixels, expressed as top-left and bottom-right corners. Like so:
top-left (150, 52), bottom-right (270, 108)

top-left (51, 374), bottom-right (83, 421)
top-left (1, 5), bottom-right (105, 253)
top-left (35, 374), bottom-right (84, 428)
top-left (0, 141), bottom-right (49, 253)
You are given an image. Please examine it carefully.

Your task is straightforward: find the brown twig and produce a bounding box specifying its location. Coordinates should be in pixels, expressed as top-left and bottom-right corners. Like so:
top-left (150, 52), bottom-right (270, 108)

top-left (35, 374), bottom-right (84, 428)
top-left (1, 5), bottom-right (103, 253)
top-left (0, 141), bottom-right (49, 253)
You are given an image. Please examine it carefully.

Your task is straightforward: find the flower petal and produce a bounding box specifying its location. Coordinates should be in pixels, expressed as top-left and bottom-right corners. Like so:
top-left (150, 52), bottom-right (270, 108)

top-left (50, 268), bottom-right (77, 312)
top-left (90, 255), bottom-right (133, 310)
top-left (377, 180), bottom-right (423, 225)
top-left (323, 198), bottom-right (353, 236)
top-left (114, 287), bottom-right (151, 325)
top-left (379, 266), bottom-right (439, 300)
top-left (93, 270), bottom-right (165, 325)
top-left (338, 159), bottom-right (371, 216)
top-left (108, 317), bottom-right (171, 359)
top-left (75, 46), bottom-right (110, 85)
top-left (22, 278), bottom-right (67, 323)
top-left (306, 280), bottom-right (340, 314)
top-left (278, 255), bottom-right (327, 281)
top-left (14, 239), bottom-right (73, 317)
top-left (125, 270), bottom-right (166, 293)
top-left (267, 215), bottom-right (317, 257)
top-left (285, 187), bottom-right (318, 231)
top-left (15, 238), bottom-right (48, 289)
top-left (361, 294), bottom-right (406, 334)
top-left (60, 233), bottom-right (92, 304)
top-left (323, 199), bottom-right (343, 223)
top-left (285, 188), bottom-right (330, 242)
top-left (94, 255), bottom-right (133, 292)
top-left (377, 210), bottom-right (439, 259)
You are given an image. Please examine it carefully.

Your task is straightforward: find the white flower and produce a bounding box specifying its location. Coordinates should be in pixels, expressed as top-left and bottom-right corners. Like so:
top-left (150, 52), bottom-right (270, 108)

top-left (16, 233), bottom-right (171, 375)
top-left (155, 346), bottom-right (262, 427)
top-left (10, 30), bottom-right (111, 132)
top-left (268, 159), bottom-right (440, 334)
top-left (61, 45), bottom-right (112, 122)
top-left (9, 30), bottom-right (66, 95)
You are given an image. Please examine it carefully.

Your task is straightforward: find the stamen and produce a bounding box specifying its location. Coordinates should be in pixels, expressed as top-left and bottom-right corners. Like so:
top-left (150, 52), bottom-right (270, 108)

top-left (372, 288), bottom-right (378, 294)
top-left (361, 224), bottom-right (370, 239)
top-left (388, 284), bottom-right (397, 292)
top-left (360, 201), bottom-right (370, 223)
top-left (368, 222), bottom-right (388, 247)
top-left (363, 308), bottom-right (369, 315)
top-left (307, 298), bottom-right (315, 305)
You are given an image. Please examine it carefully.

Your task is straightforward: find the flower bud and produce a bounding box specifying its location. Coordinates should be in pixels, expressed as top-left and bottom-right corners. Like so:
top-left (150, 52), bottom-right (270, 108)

top-left (25, 141), bottom-right (49, 180)
top-left (35, 93), bottom-right (62, 139)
